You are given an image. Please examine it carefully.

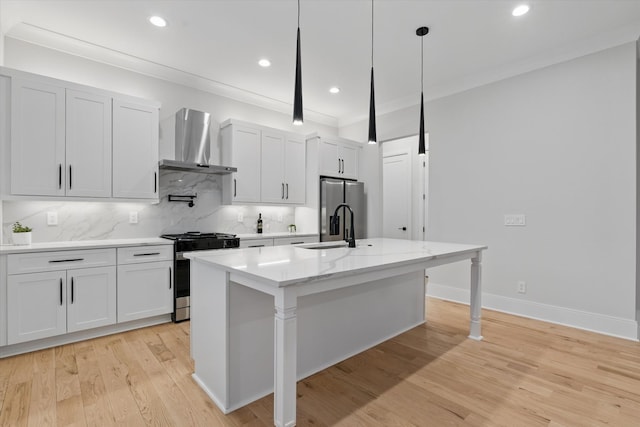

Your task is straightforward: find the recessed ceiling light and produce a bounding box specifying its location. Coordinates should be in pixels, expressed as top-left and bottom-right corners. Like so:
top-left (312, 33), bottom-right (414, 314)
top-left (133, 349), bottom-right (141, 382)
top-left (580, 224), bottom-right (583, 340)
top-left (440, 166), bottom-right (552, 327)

top-left (512, 5), bottom-right (530, 17)
top-left (329, 87), bottom-right (341, 94)
top-left (149, 16), bottom-right (167, 27)
top-left (258, 59), bottom-right (271, 67)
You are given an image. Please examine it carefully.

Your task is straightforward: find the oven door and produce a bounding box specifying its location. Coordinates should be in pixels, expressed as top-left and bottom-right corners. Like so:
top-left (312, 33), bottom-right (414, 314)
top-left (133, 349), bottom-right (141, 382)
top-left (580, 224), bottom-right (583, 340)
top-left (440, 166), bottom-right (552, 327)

top-left (174, 252), bottom-right (190, 321)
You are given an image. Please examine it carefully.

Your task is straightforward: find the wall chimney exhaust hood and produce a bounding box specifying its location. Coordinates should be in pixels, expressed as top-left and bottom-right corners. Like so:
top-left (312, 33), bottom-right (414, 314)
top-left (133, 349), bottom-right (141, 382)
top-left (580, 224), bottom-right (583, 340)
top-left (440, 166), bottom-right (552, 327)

top-left (159, 108), bottom-right (237, 175)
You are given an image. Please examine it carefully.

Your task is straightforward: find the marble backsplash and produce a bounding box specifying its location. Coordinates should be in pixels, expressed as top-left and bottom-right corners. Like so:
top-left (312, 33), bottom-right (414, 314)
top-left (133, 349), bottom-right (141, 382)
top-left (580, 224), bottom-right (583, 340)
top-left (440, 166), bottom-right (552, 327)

top-left (2, 170), bottom-right (297, 244)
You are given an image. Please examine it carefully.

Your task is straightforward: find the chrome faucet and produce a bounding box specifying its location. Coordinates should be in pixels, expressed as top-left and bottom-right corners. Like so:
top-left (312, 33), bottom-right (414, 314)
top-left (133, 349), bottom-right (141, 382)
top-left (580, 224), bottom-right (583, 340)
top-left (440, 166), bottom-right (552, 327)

top-left (330, 203), bottom-right (356, 248)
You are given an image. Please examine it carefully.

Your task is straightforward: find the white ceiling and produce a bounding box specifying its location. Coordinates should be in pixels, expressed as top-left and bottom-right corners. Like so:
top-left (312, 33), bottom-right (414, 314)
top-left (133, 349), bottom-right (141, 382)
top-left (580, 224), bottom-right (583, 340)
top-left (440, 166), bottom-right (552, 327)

top-left (2, 0), bottom-right (640, 127)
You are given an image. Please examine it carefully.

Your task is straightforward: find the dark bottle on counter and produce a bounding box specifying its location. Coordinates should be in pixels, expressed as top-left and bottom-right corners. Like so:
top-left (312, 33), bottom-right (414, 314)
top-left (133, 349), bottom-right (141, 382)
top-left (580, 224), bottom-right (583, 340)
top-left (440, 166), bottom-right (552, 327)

top-left (257, 213), bottom-right (263, 234)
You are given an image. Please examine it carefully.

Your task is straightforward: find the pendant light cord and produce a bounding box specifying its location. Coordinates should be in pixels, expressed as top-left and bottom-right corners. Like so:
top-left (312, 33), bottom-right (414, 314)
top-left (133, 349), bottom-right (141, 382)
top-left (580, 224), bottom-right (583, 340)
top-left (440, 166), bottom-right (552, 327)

top-left (421, 35), bottom-right (424, 92)
top-left (371, 0), bottom-right (374, 66)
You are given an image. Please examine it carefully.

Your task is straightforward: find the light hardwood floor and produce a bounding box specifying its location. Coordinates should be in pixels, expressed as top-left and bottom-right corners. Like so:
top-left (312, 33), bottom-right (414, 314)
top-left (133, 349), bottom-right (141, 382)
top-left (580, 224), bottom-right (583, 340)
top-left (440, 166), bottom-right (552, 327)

top-left (1, 298), bottom-right (639, 426)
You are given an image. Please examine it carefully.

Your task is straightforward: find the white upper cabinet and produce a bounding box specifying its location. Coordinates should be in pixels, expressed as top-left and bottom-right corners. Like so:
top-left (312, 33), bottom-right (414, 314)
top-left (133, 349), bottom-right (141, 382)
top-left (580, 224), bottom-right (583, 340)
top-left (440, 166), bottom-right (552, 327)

top-left (283, 135), bottom-right (306, 204)
top-left (221, 122), bottom-right (262, 204)
top-left (66, 89), bottom-right (112, 198)
top-left (261, 131), bottom-right (286, 203)
top-left (2, 68), bottom-right (160, 201)
top-left (221, 119), bottom-right (306, 205)
top-left (10, 78), bottom-right (66, 196)
top-left (316, 136), bottom-right (360, 180)
top-left (112, 99), bottom-right (159, 199)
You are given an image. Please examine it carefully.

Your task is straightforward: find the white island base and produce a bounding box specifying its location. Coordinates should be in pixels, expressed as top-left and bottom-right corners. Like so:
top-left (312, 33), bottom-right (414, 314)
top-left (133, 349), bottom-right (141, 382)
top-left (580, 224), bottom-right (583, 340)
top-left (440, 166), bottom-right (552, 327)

top-left (187, 239), bottom-right (486, 427)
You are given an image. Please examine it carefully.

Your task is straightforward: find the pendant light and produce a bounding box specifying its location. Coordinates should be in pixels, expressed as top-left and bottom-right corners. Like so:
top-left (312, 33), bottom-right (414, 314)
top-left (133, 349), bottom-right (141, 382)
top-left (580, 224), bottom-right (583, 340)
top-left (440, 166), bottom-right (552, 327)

top-left (293, 0), bottom-right (303, 125)
top-left (368, 0), bottom-right (377, 144)
top-left (416, 26), bottom-right (429, 156)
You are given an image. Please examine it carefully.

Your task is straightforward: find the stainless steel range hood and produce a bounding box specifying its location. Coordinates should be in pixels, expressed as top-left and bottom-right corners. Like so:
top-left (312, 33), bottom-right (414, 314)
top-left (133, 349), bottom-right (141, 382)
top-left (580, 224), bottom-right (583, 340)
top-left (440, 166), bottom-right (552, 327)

top-left (159, 108), bottom-right (237, 175)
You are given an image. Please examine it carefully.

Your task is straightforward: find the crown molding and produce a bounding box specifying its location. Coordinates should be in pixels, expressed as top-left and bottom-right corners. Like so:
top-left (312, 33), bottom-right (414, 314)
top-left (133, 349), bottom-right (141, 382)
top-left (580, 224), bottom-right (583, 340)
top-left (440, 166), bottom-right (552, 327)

top-left (338, 20), bottom-right (640, 128)
top-left (6, 22), bottom-right (339, 128)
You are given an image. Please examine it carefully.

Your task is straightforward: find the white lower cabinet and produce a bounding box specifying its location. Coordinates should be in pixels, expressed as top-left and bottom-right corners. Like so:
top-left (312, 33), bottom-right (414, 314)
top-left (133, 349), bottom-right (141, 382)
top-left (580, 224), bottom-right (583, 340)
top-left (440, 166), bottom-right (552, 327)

top-left (7, 251), bottom-right (117, 345)
top-left (240, 235), bottom-right (318, 248)
top-left (67, 266), bottom-right (117, 333)
top-left (7, 271), bottom-right (67, 344)
top-left (117, 246), bottom-right (173, 323)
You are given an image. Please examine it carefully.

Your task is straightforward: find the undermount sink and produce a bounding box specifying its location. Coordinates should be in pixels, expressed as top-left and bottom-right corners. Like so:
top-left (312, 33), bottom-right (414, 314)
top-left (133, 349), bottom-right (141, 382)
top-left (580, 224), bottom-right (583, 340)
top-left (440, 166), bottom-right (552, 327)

top-left (300, 243), bottom-right (349, 250)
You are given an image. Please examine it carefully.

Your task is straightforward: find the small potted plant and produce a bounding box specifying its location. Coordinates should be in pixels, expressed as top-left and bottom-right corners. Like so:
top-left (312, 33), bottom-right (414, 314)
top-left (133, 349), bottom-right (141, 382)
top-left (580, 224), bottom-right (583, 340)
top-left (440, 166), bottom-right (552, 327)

top-left (12, 221), bottom-right (33, 245)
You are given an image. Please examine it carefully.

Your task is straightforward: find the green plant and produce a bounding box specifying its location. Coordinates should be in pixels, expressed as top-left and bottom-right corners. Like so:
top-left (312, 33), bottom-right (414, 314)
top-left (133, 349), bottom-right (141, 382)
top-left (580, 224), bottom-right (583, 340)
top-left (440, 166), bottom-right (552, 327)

top-left (12, 222), bottom-right (32, 233)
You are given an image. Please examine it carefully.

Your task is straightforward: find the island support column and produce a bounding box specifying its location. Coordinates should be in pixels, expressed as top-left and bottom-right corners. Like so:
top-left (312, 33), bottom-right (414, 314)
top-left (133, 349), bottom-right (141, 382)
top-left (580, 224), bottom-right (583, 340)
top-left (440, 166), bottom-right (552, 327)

top-left (274, 287), bottom-right (298, 427)
top-left (469, 251), bottom-right (483, 340)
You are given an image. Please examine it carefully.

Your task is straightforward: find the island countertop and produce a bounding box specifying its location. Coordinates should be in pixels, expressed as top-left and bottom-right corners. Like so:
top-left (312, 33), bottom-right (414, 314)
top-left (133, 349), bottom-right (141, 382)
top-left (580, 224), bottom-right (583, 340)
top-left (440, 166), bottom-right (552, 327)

top-left (184, 238), bottom-right (487, 287)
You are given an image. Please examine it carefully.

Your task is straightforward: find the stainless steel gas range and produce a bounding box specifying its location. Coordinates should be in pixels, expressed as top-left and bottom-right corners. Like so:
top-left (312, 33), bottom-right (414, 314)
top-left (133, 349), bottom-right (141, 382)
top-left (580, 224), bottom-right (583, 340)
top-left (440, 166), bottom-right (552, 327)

top-left (160, 232), bottom-right (240, 322)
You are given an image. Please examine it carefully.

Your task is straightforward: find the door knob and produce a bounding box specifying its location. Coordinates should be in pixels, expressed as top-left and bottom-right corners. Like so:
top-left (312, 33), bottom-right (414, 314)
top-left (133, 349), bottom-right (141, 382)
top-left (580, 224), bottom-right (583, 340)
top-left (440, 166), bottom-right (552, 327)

top-left (398, 227), bottom-right (407, 231)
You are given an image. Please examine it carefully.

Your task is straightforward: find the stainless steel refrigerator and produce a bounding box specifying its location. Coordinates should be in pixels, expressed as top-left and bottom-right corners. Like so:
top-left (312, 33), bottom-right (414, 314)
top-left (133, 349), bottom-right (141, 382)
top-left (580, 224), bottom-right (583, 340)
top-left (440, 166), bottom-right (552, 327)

top-left (320, 178), bottom-right (366, 242)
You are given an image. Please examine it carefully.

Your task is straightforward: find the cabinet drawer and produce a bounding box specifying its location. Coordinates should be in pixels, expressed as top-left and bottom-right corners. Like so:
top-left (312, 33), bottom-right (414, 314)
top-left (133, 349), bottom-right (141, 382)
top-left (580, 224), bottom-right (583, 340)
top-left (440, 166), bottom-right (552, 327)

top-left (273, 236), bottom-right (318, 246)
top-left (8, 248), bottom-right (116, 275)
top-left (239, 238), bottom-right (274, 248)
top-left (117, 245), bottom-right (173, 264)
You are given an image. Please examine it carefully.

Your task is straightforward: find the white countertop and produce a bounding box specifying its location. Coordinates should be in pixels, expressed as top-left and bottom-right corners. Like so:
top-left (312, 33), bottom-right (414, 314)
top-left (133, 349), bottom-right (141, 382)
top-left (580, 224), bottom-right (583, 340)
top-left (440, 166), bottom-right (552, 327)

top-left (185, 238), bottom-right (487, 287)
top-left (235, 233), bottom-right (318, 240)
top-left (0, 237), bottom-right (173, 254)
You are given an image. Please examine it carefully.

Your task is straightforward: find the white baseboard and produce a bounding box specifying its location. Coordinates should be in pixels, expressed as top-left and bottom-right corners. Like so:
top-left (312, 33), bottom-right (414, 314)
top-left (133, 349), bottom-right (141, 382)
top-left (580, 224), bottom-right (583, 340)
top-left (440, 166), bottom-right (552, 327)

top-left (427, 282), bottom-right (639, 341)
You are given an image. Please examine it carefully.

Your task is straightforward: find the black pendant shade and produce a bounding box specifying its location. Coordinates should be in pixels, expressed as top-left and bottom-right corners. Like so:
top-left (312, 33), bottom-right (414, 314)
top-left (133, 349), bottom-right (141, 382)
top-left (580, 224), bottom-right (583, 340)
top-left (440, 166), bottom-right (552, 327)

top-left (418, 92), bottom-right (425, 155)
top-left (368, 0), bottom-right (377, 144)
top-left (368, 67), bottom-right (377, 144)
top-left (293, 2), bottom-right (303, 125)
top-left (417, 26), bottom-right (429, 156)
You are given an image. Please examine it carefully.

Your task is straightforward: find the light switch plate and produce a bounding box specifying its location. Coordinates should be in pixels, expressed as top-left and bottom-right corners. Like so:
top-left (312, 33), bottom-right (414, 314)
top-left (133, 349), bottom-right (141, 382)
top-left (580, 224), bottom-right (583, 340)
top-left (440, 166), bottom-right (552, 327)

top-left (129, 211), bottom-right (138, 224)
top-left (47, 211), bottom-right (58, 226)
top-left (237, 213), bottom-right (244, 222)
top-left (504, 214), bottom-right (526, 226)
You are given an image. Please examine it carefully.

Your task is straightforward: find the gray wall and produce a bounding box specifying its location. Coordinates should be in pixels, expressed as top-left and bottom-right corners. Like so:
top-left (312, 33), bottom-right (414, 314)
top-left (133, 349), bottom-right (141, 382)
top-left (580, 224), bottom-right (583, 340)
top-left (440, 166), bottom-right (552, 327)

top-left (343, 42), bottom-right (638, 338)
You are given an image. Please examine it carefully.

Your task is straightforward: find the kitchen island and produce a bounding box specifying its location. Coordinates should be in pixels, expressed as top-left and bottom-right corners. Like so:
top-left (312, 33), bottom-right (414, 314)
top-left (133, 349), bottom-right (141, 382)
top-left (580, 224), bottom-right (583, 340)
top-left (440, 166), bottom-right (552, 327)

top-left (185, 238), bottom-right (487, 427)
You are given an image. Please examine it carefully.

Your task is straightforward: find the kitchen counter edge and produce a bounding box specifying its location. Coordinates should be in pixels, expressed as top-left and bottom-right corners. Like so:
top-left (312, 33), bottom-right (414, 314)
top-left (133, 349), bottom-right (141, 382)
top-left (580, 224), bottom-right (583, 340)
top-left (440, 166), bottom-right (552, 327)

top-left (0, 238), bottom-right (173, 254)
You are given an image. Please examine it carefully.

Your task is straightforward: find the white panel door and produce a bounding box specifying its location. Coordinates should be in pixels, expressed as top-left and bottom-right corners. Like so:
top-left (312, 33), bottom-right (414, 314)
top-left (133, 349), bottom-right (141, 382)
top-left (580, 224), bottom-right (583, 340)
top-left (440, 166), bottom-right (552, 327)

top-left (7, 271), bottom-right (67, 344)
top-left (112, 99), bottom-right (159, 199)
top-left (67, 266), bottom-right (117, 332)
top-left (117, 261), bottom-right (173, 322)
top-left (66, 90), bottom-right (112, 197)
top-left (231, 125), bottom-right (261, 203)
top-left (10, 78), bottom-right (66, 196)
top-left (284, 136), bottom-right (306, 204)
top-left (261, 131), bottom-right (285, 203)
top-left (318, 138), bottom-right (340, 177)
top-left (339, 144), bottom-right (358, 180)
top-left (382, 153), bottom-right (411, 239)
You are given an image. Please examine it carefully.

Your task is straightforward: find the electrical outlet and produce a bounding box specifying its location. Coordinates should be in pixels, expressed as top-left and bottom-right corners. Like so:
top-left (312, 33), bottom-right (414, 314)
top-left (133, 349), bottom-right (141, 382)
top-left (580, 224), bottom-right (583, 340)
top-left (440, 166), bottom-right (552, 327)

top-left (517, 281), bottom-right (526, 294)
top-left (277, 212), bottom-right (283, 222)
top-left (237, 213), bottom-right (244, 222)
top-left (129, 211), bottom-right (138, 224)
top-left (47, 211), bottom-right (58, 226)
top-left (504, 214), bottom-right (526, 226)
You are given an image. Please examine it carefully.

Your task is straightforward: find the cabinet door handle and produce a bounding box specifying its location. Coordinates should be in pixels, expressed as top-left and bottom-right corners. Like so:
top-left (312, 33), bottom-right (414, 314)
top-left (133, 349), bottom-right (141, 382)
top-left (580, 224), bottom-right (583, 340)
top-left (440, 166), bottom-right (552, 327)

top-left (58, 164), bottom-right (62, 189)
top-left (59, 278), bottom-right (63, 306)
top-left (248, 244), bottom-right (265, 248)
top-left (71, 277), bottom-right (74, 304)
top-left (282, 183), bottom-right (285, 199)
top-left (290, 241), bottom-right (304, 245)
top-left (69, 165), bottom-right (72, 189)
top-left (234, 178), bottom-right (237, 197)
top-left (133, 252), bottom-right (160, 257)
top-left (398, 226), bottom-right (407, 231)
top-left (338, 158), bottom-right (341, 173)
top-left (154, 172), bottom-right (157, 193)
top-left (341, 159), bottom-right (344, 174)
top-left (286, 183), bottom-right (289, 199)
top-left (49, 258), bottom-right (84, 263)
top-left (169, 267), bottom-right (172, 289)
